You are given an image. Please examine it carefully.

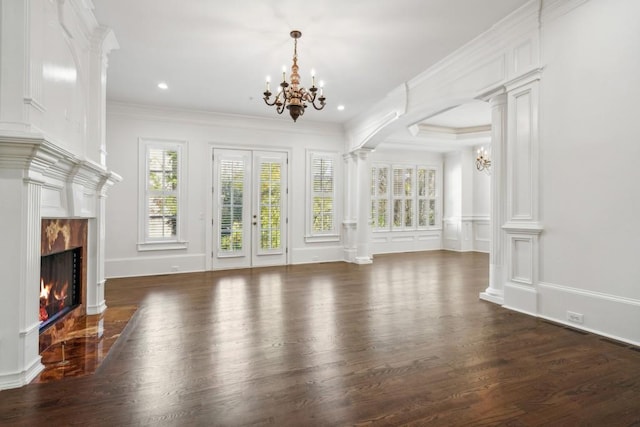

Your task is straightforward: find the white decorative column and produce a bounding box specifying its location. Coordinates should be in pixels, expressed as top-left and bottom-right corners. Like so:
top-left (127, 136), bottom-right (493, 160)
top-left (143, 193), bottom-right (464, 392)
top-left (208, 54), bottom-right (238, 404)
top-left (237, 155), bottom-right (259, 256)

top-left (86, 172), bottom-right (119, 315)
top-left (88, 27), bottom-right (119, 166)
top-left (354, 148), bottom-right (373, 264)
top-left (501, 71), bottom-right (543, 315)
top-left (480, 92), bottom-right (507, 304)
top-left (342, 152), bottom-right (357, 262)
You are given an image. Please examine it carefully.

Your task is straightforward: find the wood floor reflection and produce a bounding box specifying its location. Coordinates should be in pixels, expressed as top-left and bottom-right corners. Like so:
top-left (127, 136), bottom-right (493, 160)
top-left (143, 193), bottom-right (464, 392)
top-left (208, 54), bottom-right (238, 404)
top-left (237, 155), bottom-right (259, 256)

top-left (1, 251), bottom-right (639, 426)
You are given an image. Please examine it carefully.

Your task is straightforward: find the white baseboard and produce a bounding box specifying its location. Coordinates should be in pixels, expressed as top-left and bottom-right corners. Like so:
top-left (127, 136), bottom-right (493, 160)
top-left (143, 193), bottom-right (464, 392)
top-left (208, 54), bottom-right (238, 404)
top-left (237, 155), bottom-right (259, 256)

top-left (538, 281), bottom-right (640, 346)
top-left (86, 300), bottom-right (107, 315)
top-left (106, 253), bottom-right (206, 278)
top-left (0, 358), bottom-right (44, 391)
top-left (290, 246), bottom-right (344, 265)
top-left (503, 282), bottom-right (538, 316)
top-left (372, 231), bottom-right (442, 255)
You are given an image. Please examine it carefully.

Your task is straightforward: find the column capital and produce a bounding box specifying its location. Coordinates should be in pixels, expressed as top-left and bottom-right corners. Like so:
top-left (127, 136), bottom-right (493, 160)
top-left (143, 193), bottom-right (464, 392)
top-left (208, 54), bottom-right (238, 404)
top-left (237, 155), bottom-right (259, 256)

top-left (352, 147), bottom-right (374, 160)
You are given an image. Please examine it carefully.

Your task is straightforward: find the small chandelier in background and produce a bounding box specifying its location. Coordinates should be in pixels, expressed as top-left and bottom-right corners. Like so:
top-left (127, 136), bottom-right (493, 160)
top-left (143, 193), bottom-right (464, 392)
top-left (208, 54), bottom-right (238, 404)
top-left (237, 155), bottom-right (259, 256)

top-left (263, 30), bottom-right (326, 122)
top-left (476, 147), bottom-right (491, 173)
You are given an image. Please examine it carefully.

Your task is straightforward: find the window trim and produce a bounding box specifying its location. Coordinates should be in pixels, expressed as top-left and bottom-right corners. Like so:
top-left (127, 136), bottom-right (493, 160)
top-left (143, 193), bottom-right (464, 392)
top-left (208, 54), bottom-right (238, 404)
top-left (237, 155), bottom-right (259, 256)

top-left (137, 138), bottom-right (188, 251)
top-left (305, 150), bottom-right (340, 243)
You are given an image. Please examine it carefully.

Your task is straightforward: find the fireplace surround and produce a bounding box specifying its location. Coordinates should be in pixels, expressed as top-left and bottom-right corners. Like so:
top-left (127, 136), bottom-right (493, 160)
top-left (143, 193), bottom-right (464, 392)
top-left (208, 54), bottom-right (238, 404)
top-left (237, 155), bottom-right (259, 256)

top-left (38, 219), bottom-right (89, 352)
top-left (0, 138), bottom-right (121, 389)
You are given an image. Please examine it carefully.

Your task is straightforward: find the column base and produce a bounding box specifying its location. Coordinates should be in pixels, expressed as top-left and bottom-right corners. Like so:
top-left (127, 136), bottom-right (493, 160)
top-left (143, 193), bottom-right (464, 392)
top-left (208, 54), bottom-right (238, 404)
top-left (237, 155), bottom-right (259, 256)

top-left (0, 358), bottom-right (44, 390)
top-left (354, 256), bottom-right (373, 265)
top-left (479, 288), bottom-right (504, 305)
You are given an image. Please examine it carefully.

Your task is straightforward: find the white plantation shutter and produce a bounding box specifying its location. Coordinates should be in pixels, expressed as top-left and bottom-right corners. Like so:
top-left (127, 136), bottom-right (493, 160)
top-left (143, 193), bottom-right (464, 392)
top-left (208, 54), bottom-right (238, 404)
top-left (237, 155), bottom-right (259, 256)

top-left (218, 159), bottom-right (245, 253)
top-left (139, 139), bottom-right (187, 251)
top-left (312, 155), bottom-right (334, 233)
top-left (392, 166), bottom-right (414, 230)
top-left (417, 167), bottom-right (437, 228)
top-left (306, 151), bottom-right (339, 241)
top-left (373, 163), bottom-right (439, 232)
top-left (371, 165), bottom-right (389, 230)
top-left (147, 147), bottom-right (178, 239)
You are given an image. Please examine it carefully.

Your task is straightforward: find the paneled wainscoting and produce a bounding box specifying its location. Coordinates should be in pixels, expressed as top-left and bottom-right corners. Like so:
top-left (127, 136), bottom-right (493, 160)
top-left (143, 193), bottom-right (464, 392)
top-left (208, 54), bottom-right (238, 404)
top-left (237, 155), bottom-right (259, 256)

top-left (1, 251), bottom-right (638, 425)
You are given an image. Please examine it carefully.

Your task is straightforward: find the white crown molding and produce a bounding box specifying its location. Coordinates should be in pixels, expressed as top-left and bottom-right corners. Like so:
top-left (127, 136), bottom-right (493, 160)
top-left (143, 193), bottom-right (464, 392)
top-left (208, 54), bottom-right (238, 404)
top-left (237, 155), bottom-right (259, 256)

top-left (68, 0), bottom-right (100, 38)
top-left (540, 0), bottom-right (590, 24)
top-left (106, 101), bottom-right (345, 138)
top-left (407, 0), bottom-right (541, 91)
top-left (418, 124), bottom-right (492, 135)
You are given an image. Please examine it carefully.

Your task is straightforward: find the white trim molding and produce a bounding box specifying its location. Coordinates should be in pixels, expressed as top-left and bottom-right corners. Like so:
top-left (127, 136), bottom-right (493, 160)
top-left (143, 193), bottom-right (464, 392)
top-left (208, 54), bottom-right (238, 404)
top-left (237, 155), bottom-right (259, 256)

top-left (538, 281), bottom-right (640, 347)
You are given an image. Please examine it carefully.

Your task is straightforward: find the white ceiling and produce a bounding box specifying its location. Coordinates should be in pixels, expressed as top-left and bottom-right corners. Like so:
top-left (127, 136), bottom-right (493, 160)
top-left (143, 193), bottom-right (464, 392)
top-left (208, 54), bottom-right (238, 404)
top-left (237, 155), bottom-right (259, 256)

top-left (91, 0), bottom-right (529, 125)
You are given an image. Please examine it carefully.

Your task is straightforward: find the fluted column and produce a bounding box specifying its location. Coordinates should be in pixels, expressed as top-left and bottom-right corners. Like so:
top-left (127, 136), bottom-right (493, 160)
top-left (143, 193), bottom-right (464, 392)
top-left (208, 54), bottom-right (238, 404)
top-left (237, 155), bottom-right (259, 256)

top-left (480, 93), bottom-right (507, 304)
top-left (342, 152), bottom-right (357, 262)
top-left (0, 154), bottom-right (47, 389)
top-left (354, 148), bottom-right (373, 264)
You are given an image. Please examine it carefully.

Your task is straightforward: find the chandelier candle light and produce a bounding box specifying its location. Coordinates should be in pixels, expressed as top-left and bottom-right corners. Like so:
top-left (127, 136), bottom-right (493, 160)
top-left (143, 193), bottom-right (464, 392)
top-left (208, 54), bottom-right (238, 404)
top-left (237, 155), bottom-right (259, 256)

top-left (263, 30), bottom-right (326, 122)
top-left (476, 147), bottom-right (491, 173)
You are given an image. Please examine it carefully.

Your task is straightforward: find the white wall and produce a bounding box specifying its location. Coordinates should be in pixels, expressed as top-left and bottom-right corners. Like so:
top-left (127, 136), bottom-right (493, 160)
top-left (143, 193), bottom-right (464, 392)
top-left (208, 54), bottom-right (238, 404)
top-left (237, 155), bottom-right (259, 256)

top-left (104, 103), bottom-right (346, 278)
top-left (443, 148), bottom-right (490, 252)
top-left (472, 145), bottom-right (491, 252)
top-left (443, 151), bottom-right (462, 250)
top-left (537, 0), bottom-right (640, 343)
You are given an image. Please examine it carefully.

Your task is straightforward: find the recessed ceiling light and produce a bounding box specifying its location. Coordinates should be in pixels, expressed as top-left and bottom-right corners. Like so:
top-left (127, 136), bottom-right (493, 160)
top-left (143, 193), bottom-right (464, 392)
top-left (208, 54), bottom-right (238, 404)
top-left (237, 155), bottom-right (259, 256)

top-left (157, 82), bottom-right (168, 90)
top-left (337, 105), bottom-right (345, 111)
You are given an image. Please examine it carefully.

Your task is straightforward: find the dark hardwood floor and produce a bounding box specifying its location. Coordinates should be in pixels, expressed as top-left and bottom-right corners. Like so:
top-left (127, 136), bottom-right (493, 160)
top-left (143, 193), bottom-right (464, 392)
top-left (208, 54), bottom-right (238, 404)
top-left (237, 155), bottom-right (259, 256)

top-left (1, 251), bottom-right (639, 426)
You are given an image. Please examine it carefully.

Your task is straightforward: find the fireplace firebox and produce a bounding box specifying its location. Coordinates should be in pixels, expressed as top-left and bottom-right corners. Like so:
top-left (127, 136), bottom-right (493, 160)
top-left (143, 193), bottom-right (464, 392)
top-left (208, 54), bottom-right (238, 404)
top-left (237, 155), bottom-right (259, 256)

top-left (39, 247), bottom-right (83, 333)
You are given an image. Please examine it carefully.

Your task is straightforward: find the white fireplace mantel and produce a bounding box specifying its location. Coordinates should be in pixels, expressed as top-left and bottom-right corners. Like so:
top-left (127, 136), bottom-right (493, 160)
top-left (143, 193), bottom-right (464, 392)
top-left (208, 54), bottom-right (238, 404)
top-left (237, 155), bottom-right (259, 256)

top-left (0, 134), bottom-right (121, 390)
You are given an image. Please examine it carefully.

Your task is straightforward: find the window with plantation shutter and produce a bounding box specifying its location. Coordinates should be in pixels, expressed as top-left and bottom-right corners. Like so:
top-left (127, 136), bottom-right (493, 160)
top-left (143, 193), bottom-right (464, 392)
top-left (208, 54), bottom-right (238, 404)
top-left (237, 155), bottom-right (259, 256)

top-left (417, 167), bottom-right (437, 228)
top-left (371, 162), bottom-right (440, 233)
top-left (306, 151), bottom-right (340, 242)
top-left (218, 159), bottom-right (245, 253)
top-left (392, 166), bottom-right (414, 230)
top-left (371, 165), bottom-right (389, 230)
top-left (138, 139), bottom-right (187, 251)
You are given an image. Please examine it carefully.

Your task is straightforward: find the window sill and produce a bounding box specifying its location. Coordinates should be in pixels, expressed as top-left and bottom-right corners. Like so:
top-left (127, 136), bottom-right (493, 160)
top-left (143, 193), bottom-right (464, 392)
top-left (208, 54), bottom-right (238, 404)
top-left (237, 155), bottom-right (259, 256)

top-left (137, 241), bottom-right (188, 252)
top-left (374, 227), bottom-right (442, 233)
top-left (305, 234), bottom-right (341, 243)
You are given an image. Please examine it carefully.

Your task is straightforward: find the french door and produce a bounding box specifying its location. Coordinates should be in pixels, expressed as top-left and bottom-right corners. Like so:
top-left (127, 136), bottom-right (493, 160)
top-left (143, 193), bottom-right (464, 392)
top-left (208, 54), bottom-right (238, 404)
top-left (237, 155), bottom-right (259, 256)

top-left (212, 149), bottom-right (288, 269)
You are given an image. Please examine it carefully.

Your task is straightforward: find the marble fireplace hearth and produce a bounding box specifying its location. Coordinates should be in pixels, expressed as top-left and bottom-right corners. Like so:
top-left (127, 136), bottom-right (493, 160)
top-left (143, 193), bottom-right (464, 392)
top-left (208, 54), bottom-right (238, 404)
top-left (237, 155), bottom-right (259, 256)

top-left (33, 305), bottom-right (138, 383)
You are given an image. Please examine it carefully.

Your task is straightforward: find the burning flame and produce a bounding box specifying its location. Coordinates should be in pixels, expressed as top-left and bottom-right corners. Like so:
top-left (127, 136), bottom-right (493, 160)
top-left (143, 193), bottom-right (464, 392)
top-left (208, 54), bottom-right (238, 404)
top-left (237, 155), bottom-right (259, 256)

top-left (53, 282), bottom-right (68, 301)
top-left (40, 278), bottom-right (51, 300)
top-left (39, 278), bottom-right (52, 322)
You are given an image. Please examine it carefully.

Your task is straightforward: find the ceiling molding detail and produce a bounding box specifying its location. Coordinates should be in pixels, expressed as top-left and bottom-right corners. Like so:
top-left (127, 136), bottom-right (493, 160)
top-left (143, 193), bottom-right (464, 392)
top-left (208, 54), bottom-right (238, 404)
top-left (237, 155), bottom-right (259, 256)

top-left (106, 102), bottom-right (345, 138)
top-left (418, 124), bottom-right (492, 135)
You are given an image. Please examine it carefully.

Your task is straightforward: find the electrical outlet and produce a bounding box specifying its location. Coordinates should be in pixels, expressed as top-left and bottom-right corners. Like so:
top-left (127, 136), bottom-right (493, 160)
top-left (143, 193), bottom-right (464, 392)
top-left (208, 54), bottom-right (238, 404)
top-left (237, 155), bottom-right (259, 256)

top-left (567, 311), bottom-right (584, 324)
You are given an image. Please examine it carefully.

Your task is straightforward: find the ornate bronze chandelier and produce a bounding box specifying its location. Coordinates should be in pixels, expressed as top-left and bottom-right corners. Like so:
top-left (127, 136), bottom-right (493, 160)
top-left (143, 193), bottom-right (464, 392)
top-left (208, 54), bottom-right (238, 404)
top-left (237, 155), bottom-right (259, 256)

top-left (263, 30), bottom-right (326, 122)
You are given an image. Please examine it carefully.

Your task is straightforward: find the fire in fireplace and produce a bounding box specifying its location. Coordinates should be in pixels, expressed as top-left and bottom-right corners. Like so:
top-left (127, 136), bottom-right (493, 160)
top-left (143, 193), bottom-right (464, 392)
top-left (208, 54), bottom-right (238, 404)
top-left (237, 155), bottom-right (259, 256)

top-left (39, 247), bottom-right (82, 332)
